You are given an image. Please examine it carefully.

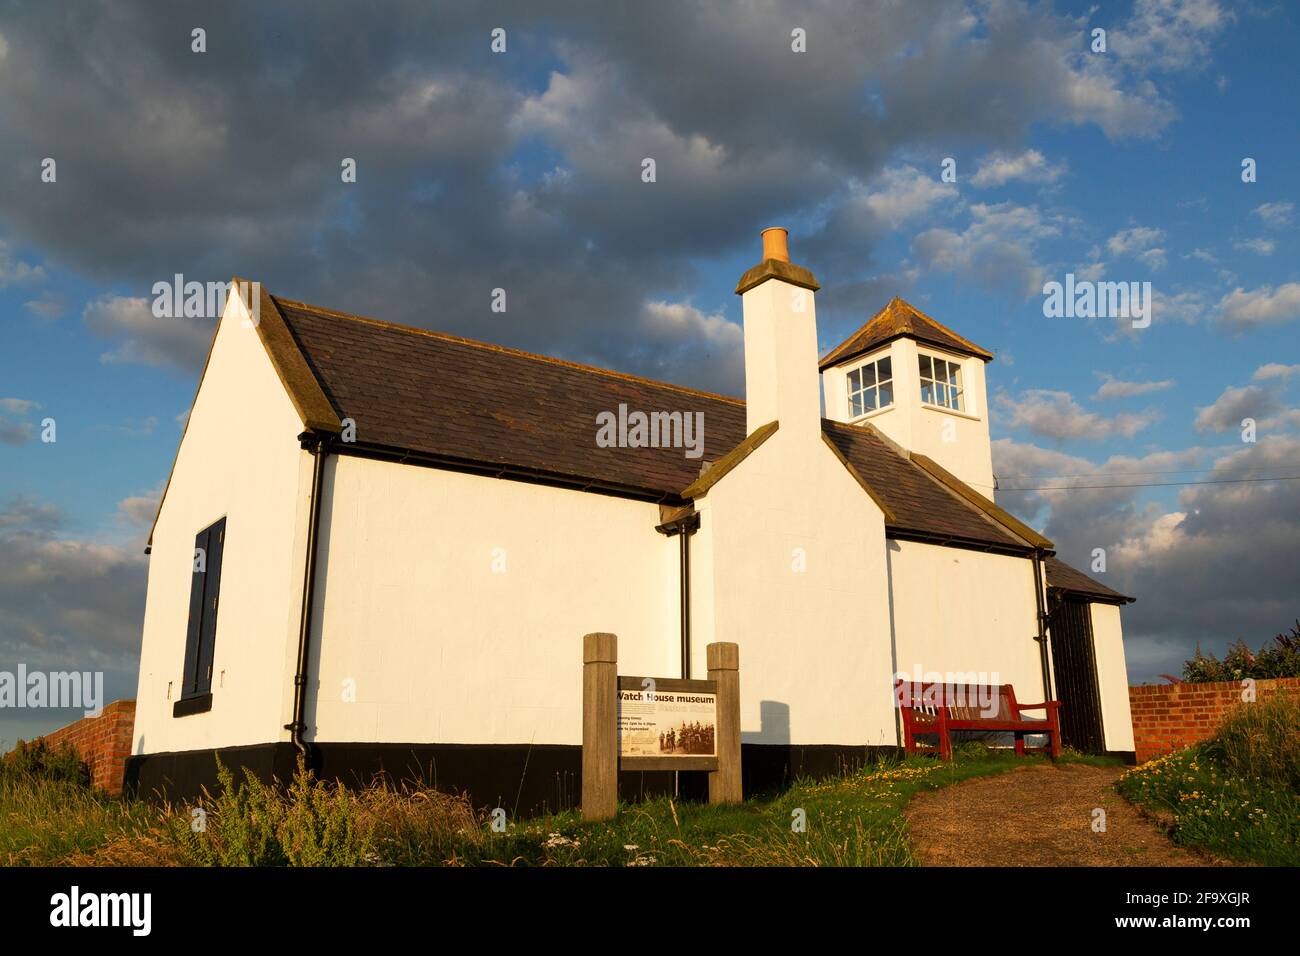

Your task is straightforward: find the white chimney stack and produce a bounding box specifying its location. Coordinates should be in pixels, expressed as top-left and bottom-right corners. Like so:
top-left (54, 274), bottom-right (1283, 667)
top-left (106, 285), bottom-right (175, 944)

top-left (736, 228), bottom-right (822, 438)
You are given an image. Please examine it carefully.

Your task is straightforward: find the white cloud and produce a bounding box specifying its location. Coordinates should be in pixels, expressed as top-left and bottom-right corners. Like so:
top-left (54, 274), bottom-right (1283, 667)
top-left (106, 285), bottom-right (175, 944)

top-left (1107, 225), bottom-right (1170, 261)
top-left (1094, 373), bottom-right (1175, 399)
top-left (0, 240), bottom-right (46, 288)
top-left (1152, 288), bottom-right (1206, 325)
top-left (0, 398), bottom-right (38, 416)
top-left (858, 166), bottom-right (958, 228)
top-left (913, 202), bottom-right (1060, 299)
top-left (970, 150), bottom-right (1066, 188)
top-left (996, 388), bottom-right (1161, 441)
top-left (1109, 0), bottom-right (1234, 72)
top-left (83, 294), bottom-right (214, 370)
top-left (637, 300), bottom-right (744, 396)
top-left (115, 485), bottom-right (163, 530)
top-left (1252, 201), bottom-right (1294, 227)
top-left (1193, 384), bottom-right (1280, 432)
top-left (0, 398), bottom-right (40, 446)
top-left (23, 293), bottom-right (66, 320)
top-left (1232, 237), bottom-right (1275, 256)
top-left (1253, 363), bottom-right (1300, 381)
top-left (1216, 283), bottom-right (1300, 329)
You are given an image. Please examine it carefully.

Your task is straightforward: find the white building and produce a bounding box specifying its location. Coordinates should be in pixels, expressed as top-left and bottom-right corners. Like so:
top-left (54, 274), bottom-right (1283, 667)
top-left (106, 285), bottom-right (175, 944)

top-left (129, 229), bottom-right (1135, 811)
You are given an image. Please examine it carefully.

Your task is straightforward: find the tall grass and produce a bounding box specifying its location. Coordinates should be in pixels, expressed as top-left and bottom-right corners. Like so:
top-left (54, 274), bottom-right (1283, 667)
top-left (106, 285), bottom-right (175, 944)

top-left (167, 759), bottom-right (487, 866)
top-left (0, 776), bottom-right (164, 866)
top-left (2, 742), bottom-right (1091, 866)
top-left (1117, 692), bottom-right (1300, 866)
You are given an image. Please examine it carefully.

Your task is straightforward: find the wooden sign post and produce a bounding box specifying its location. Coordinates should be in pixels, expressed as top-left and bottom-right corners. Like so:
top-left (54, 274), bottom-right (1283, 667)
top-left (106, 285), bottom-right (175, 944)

top-left (708, 641), bottom-right (742, 804)
top-left (581, 632), bottom-right (741, 821)
top-left (582, 632), bottom-right (619, 821)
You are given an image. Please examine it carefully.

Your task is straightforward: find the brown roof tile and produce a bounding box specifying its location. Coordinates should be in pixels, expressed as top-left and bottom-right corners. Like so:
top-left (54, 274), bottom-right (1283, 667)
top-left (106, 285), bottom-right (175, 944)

top-left (1045, 555), bottom-right (1134, 604)
top-left (277, 297), bottom-right (748, 500)
top-left (819, 296), bottom-right (994, 370)
top-left (821, 420), bottom-right (1026, 550)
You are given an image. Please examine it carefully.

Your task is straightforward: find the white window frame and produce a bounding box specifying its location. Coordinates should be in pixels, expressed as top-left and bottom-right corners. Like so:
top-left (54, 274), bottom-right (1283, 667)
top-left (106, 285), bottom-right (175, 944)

top-left (919, 351), bottom-right (965, 412)
top-left (846, 354), bottom-right (894, 419)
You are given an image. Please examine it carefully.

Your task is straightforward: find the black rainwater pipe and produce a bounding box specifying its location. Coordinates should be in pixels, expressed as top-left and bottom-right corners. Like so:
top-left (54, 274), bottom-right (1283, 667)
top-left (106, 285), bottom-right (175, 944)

top-left (287, 430), bottom-right (332, 767)
top-left (656, 512), bottom-right (700, 679)
top-left (1031, 549), bottom-right (1054, 703)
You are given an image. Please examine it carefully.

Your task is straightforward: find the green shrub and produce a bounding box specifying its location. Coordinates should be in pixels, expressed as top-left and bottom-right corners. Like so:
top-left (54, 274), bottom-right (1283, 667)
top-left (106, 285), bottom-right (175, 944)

top-left (0, 738), bottom-right (89, 787)
top-left (1182, 621), bottom-right (1300, 682)
top-left (1201, 690), bottom-right (1300, 791)
top-left (1118, 693), bottom-right (1300, 866)
top-left (168, 758), bottom-right (375, 866)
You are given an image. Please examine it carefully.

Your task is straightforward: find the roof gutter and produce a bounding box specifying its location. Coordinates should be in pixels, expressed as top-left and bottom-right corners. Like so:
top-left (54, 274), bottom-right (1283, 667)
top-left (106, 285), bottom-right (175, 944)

top-left (885, 526), bottom-right (1042, 558)
top-left (286, 430), bottom-right (333, 767)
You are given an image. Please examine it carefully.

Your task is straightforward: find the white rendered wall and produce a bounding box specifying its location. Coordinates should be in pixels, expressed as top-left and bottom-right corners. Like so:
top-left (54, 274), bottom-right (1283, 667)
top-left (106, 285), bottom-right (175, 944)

top-left (887, 540), bottom-right (1051, 727)
top-left (306, 455), bottom-right (679, 745)
top-left (690, 425), bottom-right (897, 747)
top-left (1090, 602), bottom-right (1136, 752)
top-left (134, 294), bottom-right (312, 755)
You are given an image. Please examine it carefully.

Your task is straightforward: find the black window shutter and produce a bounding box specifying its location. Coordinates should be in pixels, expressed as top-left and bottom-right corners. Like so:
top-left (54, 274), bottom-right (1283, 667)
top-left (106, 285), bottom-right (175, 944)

top-left (194, 517), bottom-right (226, 694)
top-left (181, 526), bottom-right (210, 697)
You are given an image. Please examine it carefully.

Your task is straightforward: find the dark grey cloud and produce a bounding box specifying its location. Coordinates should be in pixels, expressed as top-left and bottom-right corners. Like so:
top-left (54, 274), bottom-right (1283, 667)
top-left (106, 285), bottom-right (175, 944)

top-left (0, 0), bottom-right (1200, 395)
top-left (995, 432), bottom-right (1300, 682)
top-left (0, 496), bottom-right (145, 743)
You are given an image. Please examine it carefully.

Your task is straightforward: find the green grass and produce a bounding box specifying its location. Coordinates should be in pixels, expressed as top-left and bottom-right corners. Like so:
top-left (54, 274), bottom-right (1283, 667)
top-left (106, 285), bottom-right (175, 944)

top-left (458, 745), bottom-right (1057, 867)
top-left (0, 743), bottom-right (1109, 867)
top-left (0, 775), bottom-right (165, 866)
top-left (1117, 692), bottom-right (1300, 866)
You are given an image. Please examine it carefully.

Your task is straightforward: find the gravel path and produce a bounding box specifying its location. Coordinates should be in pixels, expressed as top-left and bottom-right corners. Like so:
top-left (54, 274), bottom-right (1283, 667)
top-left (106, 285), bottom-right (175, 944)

top-left (904, 763), bottom-right (1217, 867)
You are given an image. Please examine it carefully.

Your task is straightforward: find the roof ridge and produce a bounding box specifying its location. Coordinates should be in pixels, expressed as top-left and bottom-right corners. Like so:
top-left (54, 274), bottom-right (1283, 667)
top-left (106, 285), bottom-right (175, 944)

top-left (819, 296), bottom-right (993, 369)
top-left (892, 297), bottom-right (993, 360)
top-left (272, 294), bottom-right (747, 408)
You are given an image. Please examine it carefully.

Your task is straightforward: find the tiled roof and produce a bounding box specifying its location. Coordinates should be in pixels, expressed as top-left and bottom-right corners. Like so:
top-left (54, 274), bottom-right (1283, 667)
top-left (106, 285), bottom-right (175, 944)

top-left (819, 296), bottom-right (994, 370)
top-left (273, 294), bottom-right (1041, 552)
top-left (822, 421), bottom-right (1026, 549)
top-left (1044, 555), bottom-right (1135, 604)
top-left (276, 297), bottom-right (748, 500)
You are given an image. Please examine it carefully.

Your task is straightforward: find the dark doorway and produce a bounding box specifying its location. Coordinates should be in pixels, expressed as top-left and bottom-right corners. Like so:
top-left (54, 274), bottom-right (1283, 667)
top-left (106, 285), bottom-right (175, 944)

top-left (1047, 596), bottom-right (1105, 753)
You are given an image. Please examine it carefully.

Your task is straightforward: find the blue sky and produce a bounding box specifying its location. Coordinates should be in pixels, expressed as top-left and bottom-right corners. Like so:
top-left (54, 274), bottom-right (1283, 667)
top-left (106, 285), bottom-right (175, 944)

top-left (1, 0), bottom-right (1298, 742)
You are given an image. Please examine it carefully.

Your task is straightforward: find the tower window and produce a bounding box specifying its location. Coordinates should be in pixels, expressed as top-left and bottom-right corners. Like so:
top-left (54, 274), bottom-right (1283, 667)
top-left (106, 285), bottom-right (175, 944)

top-left (847, 355), bottom-right (893, 417)
top-left (919, 353), bottom-right (964, 411)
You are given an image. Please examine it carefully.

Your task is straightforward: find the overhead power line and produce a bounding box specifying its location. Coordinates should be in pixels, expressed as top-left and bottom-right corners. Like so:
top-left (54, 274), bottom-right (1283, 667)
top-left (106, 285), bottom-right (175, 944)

top-left (997, 474), bottom-right (1300, 492)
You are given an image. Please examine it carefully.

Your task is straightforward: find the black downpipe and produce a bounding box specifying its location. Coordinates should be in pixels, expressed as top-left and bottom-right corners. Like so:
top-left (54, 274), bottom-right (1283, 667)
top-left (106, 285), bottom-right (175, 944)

top-left (1031, 549), bottom-right (1054, 703)
top-left (287, 431), bottom-right (332, 767)
top-left (656, 512), bottom-right (700, 679)
top-left (679, 526), bottom-right (691, 679)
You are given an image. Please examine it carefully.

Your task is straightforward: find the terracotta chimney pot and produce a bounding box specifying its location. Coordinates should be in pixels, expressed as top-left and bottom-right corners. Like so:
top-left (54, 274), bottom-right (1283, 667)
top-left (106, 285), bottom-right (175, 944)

top-left (761, 227), bottom-right (790, 263)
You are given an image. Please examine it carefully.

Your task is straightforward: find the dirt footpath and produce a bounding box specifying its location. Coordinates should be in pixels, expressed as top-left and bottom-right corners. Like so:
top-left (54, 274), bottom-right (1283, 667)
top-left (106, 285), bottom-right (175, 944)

top-left (905, 763), bottom-right (1216, 867)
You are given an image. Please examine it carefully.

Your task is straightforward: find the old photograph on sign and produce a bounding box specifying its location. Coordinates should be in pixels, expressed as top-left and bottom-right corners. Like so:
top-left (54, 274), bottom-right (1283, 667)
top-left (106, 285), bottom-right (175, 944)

top-left (618, 685), bottom-right (717, 758)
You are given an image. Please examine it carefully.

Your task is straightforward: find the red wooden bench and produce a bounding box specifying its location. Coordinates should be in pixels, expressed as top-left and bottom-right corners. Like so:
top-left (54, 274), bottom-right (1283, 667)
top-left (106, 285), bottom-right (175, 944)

top-left (895, 680), bottom-right (1062, 759)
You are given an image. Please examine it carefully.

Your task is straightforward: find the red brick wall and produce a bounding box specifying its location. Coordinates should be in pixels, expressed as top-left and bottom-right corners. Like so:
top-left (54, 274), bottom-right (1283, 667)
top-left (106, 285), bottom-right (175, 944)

top-left (1128, 678), bottom-right (1300, 763)
top-left (37, 699), bottom-right (136, 794)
